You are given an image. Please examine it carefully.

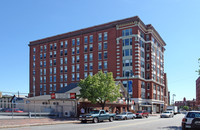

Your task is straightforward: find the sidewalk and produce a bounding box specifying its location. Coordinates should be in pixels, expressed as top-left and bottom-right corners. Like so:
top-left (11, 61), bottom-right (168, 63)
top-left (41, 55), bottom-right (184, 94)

top-left (0, 117), bottom-right (79, 129)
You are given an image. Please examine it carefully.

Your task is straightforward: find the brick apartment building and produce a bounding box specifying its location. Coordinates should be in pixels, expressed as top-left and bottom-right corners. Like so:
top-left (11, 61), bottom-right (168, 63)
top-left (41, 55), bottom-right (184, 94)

top-left (175, 97), bottom-right (196, 110)
top-left (196, 76), bottom-right (200, 109)
top-left (29, 16), bottom-right (167, 113)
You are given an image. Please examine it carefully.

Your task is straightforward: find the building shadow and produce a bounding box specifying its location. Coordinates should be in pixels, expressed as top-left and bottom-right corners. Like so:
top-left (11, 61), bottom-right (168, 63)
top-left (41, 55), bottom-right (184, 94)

top-left (158, 126), bottom-right (181, 130)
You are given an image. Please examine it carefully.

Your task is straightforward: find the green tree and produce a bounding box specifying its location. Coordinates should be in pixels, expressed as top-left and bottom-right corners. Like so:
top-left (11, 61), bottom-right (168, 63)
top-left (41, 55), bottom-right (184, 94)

top-left (78, 71), bottom-right (121, 110)
top-left (196, 58), bottom-right (200, 75)
top-left (183, 106), bottom-right (189, 111)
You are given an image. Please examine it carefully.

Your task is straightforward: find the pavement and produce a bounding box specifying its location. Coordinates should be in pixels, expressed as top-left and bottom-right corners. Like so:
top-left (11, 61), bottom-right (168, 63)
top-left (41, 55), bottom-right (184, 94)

top-left (0, 114), bottom-right (160, 129)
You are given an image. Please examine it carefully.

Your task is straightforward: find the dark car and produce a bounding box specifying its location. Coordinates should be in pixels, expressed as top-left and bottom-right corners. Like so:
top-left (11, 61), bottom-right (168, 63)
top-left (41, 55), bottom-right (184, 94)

top-left (182, 111), bottom-right (200, 130)
top-left (115, 112), bottom-right (136, 120)
top-left (136, 110), bottom-right (149, 118)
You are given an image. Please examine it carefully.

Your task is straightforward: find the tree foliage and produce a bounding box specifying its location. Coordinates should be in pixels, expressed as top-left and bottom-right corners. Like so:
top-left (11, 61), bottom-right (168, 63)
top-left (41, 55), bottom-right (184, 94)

top-left (78, 71), bottom-right (121, 110)
top-left (183, 106), bottom-right (189, 111)
top-left (196, 58), bottom-right (200, 75)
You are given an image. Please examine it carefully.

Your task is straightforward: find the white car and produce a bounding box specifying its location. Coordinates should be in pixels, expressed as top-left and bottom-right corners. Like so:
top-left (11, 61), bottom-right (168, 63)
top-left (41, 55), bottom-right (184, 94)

top-left (160, 111), bottom-right (174, 118)
top-left (182, 111), bottom-right (200, 130)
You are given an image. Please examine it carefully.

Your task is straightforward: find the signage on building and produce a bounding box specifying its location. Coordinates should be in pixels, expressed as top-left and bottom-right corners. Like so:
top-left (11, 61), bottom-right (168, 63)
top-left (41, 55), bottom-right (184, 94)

top-left (51, 93), bottom-right (55, 99)
top-left (70, 93), bottom-right (76, 99)
top-left (128, 81), bottom-right (132, 94)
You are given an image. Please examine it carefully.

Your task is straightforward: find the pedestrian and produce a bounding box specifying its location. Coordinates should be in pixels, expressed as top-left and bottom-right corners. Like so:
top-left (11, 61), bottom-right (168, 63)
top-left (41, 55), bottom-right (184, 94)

top-left (81, 108), bottom-right (85, 114)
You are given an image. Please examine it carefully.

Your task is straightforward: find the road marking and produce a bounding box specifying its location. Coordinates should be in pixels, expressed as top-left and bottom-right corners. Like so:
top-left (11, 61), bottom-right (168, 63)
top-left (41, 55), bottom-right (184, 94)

top-left (95, 119), bottom-right (160, 130)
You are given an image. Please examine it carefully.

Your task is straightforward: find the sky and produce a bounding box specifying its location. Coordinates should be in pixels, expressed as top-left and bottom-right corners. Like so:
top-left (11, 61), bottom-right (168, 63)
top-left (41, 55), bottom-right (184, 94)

top-left (0, 0), bottom-right (199, 102)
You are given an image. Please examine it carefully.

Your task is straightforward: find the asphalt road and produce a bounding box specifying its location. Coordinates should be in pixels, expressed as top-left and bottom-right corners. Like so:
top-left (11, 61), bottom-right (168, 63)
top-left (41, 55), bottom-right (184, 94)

top-left (3, 114), bottom-right (185, 130)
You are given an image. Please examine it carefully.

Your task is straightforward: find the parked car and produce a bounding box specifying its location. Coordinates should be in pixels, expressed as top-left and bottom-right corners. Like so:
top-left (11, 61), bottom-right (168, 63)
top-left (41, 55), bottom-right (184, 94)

top-left (182, 111), bottom-right (200, 130)
top-left (160, 111), bottom-right (174, 118)
top-left (136, 110), bottom-right (149, 118)
top-left (79, 110), bottom-right (116, 123)
top-left (115, 112), bottom-right (136, 120)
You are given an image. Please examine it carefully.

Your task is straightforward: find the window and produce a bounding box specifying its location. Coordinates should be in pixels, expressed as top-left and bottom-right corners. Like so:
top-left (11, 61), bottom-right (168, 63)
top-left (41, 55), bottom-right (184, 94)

top-left (44, 84), bottom-right (46, 91)
top-left (77, 47), bottom-right (79, 54)
top-left (50, 44), bottom-right (53, 50)
top-left (50, 84), bottom-right (52, 91)
top-left (104, 42), bottom-right (107, 50)
top-left (33, 70), bottom-right (35, 75)
top-left (54, 75), bottom-right (56, 82)
top-left (89, 53), bottom-right (93, 61)
top-left (60, 66), bottom-right (63, 73)
top-left (147, 63), bottom-right (150, 70)
top-left (44, 61), bottom-right (46, 67)
top-left (54, 43), bottom-right (57, 50)
top-left (33, 48), bottom-right (36, 54)
top-left (76, 55), bottom-right (80, 63)
top-left (40, 69), bottom-right (42, 75)
top-left (60, 58), bottom-right (63, 65)
top-left (60, 75), bottom-right (63, 82)
top-left (44, 69), bottom-right (46, 75)
top-left (54, 67), bottom-right (56, 74)
top-left (90, 44), bottom-right (93, 51)
top-left (89, 63), bottom-right (93, 70)
top-left (50, 68), bottom-right (52, 74)
top-left (140, 40), bottom-right (144, 48)
top-left (146, 54), bottom-right (150, 60)
top-left (98, 43), bottom-right (102, 50)
top-left (77, 64), bottom-right (80, 72)
top-left (60, 50), bottom-right (63, 56)
top-left (64, 74), bottom-right (67, 81)
top-left (40, 54), bottom-right (42, 59)
top-left (104, 52), bottom-right (107, 59)
top-left (60, 83), bottom-right (63, 88)
top-left (77, 73), bottom-right (80, 81)
top-left (123, 38), bottom-right (132, 46)
top-left (141, 61), bottom-right (145, 68)
top-left (147, 73), bottom-right (150, 79)
top-left (98, 33), bottom-right (102, 41)
top-left (40, 46), bottom-right (43, 52)
top-left (40, 61), bottom-right (42, 67)
top-left (122, 28), bottom-right (132, 36)
top-left (123, 49), bottom-right (131, 56)
top-left (44, 53), bottom-right (46, 59)
top-left (72, 73), bottom-right (75, 81)
top-left (54, 51), bottom-right (56, 57)
top-left (98, 62), bottom-right (102, 69)
top-left (84, 64), bottom-right (88, 71)
top-left (60, 41), bottom-right (63, 49)
top-left (64, 83), bottom-right (67, 87)
top-left (104, 61), bottom-right (107, 69)
top-left (33, 55), bottom-right (35, 61)
top-left (65, 41), bottom-right (68, 48)
top-left (54, 84), bottom-right (56, 91)
top-left (64, 49), bottom-right (67, 56)
top-left (89, 72), bottom-right (93, 76)
top-left (72, 39), bottom-right (75, 46)
top-left (98, 52), bottom-right (102, 60)
top-left (146, 35), bottom-right (149, 41)
top-left (53, 59), bottom-right (56, 65)
top-left (146, 44), bottom-right (150, 51)
top-left (44, 45), bottom-right (47, 52)
top-left (72, 65), bottom-right (75, 72)
top-left (147, 83), bottom-right (150, 90)
top-left (104, 32), bottom-right (107, 41)
top-left (50, 76), bottom-right (52, 82)
top-left (64, 66), bottom-right (67, 72)
top-left (84, 45), bottom-right (87, 52)
top-left (64, 57), bottom-right (67, 64)
top-left (50, 52), bottom-right (52, 58)
top-left (89, 35), bottom-right (93, 43)
top-left (50, 60), bottom-right (52, 66)
top-left (84, 54), bottom-right (88, 62)
top-left (84, 36), bottom-right (88, 43)
top-left (77, 38), bottom-right (80, 46)
top-left (72, 56), bottom-right (75, 63)
top-left (84, 73), bottom-right (87, 78)
top-left (72, 48), bottom-right (75, 55)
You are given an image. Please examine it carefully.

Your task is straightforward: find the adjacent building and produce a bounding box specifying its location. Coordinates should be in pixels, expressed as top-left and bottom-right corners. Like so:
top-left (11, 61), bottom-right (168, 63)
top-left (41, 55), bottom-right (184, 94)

top-left (196, 76), bottom-right (200, 109)
top-left (29, 16), bottom-right (167, 113)
top-left (175, 97), bottom-right (196, 110)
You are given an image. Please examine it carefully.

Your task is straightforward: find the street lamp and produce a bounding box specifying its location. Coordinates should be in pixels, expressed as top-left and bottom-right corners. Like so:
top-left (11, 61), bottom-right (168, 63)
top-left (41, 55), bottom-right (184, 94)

top-left (126, 70), bottom-right (134, 112)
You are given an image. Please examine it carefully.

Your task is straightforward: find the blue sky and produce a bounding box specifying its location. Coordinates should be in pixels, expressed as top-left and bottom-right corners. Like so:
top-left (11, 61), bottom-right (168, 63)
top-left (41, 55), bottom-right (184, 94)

top-left (0, 0), bottom-right (199, 102)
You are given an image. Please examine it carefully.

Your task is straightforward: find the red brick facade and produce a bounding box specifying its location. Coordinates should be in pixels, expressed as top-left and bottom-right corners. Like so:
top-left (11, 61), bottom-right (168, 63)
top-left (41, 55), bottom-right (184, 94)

top-left (29, 16), bottom-right (167, 113)
top-left (196, 76), bottom-right (200, 108)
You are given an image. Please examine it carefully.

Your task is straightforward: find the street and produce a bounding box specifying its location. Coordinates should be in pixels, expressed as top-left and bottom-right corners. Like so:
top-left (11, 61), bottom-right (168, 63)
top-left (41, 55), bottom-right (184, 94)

top-left (2, 114), bottom-right (185, 130)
